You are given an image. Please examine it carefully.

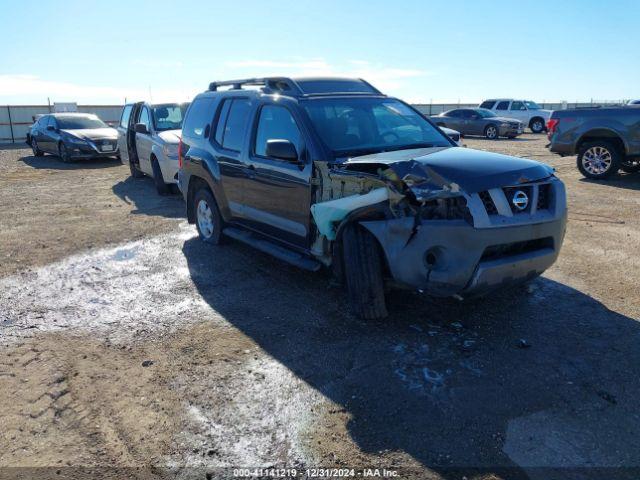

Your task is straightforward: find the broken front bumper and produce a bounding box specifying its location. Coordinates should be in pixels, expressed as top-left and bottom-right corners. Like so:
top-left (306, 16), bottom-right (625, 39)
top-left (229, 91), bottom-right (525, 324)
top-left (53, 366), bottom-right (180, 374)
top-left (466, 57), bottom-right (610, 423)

top-left (360, 213), bottom-right (567, 297)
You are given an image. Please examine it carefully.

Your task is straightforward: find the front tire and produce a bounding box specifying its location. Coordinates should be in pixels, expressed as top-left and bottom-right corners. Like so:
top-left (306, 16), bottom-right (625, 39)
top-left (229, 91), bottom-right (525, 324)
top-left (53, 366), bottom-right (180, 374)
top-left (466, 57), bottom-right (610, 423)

top-left (151, 157), bottom-right (170, 195)
top-left (58, 142), bottom-right (71, 163)
top-left (31, 138), bottom-right (44, 157)
top-left (577, 140), bottom-right (621, 179)
top-left (484, 124), bottom-right (498, 140)
top-left (342, 223), bottom-right (388, 320)
top-left (193, 188), bottom-right (224, 245)
top-left (529, 117), bottom-right (545, 133)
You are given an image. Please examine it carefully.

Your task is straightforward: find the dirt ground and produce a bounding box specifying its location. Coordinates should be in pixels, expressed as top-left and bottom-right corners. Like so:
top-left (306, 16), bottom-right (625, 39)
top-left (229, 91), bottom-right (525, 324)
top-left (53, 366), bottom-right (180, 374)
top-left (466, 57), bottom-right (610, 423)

top-left (1, 136), bottom-right (639, 479)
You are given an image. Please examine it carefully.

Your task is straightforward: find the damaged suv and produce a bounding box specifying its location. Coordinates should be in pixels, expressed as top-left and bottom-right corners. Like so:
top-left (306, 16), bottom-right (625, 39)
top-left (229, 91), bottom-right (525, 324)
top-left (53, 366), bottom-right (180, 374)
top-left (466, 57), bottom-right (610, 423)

top-left (179, 77), bottom-right (567, 319)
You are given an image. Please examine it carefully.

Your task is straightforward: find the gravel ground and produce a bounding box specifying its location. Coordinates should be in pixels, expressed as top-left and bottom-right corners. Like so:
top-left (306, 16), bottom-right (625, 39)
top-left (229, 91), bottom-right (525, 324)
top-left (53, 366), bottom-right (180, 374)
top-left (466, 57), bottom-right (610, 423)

top-left (0, 135), bottom-right (639, 479)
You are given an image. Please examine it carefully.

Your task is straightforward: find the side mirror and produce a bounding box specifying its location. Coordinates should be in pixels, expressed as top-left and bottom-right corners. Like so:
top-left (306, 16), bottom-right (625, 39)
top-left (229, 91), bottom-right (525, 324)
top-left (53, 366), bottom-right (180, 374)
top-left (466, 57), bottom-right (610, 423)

top-left (46, 125), bottom-right (56, 132)
top-left (265, 139), bottom-right (298, 162)
top-left (134, 123), bottom-right (149, 134)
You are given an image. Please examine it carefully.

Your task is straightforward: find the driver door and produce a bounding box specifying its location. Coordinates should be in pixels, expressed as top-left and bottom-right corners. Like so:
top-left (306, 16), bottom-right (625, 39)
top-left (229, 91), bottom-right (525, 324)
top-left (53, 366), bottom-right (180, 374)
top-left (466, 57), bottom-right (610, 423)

top-left (509, 101), bottom-right (529, 123)
top-left (135, 106), bottom-right (153, 175)
top-left (244, 103), bottom-right (312, 248)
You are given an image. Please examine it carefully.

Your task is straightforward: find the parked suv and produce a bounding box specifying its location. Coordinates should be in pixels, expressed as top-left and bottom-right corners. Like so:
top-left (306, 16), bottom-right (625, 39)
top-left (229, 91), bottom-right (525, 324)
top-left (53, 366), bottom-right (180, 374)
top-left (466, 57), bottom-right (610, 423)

top-left (479, 99), bottom-right (551, 133)
top-left (179, 77), bottom-right (567, 319)
top-left (117, 102), bottom-right (188, 194)
top-left (547, 106), bottom-right (640, 179)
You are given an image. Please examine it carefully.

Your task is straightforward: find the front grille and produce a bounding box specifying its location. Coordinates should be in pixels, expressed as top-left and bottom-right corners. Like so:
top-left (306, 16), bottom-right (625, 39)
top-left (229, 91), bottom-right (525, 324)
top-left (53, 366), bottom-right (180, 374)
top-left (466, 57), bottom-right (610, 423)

top-left (537, 183), bottom-right (551, 210)
top-left (480, 237), bottom-right (554, 261)
top-left (479, 191), bottom-right (498, 215)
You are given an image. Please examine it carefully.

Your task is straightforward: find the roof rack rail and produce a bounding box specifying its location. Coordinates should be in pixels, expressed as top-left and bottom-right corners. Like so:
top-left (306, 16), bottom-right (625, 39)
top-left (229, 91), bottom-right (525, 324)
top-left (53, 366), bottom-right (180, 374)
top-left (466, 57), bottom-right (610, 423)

top-left (208, 77), bottom-right (303, 94)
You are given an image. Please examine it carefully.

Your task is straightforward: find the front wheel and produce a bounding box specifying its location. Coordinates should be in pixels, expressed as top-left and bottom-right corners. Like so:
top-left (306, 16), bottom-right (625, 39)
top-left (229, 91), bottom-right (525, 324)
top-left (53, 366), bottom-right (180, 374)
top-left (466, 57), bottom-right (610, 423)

top-left (342, 223), bottom-right (388, 320)
top-left (577, 141), bottom-right (621, 179)
top-left (58, 142), bottom-right (71, 163)
top-left (193, 188), bottom-right (224, 245)
top-left (529, 118), bottom-right (545, 133)
top-left (31, 138), bottom-right (44, 157)
top-left (151, 158), bottom-right (170, 195)
top-left (484, 124), bottom-right (498, 140)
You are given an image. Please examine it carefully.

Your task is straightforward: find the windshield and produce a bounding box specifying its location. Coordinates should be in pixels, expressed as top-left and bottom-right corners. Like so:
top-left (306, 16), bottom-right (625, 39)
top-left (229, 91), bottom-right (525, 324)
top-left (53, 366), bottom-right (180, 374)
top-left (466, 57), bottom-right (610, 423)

top-left (57, 116), bottom-right (108, 129)
top-left (476, 108), bottom-right (497, 118)
top-left (524, 101), bottom-right (541, 110)
top-left (152, 104), bottom-right (188, 131)
top-left (303, 97), bottom-right (451, 156)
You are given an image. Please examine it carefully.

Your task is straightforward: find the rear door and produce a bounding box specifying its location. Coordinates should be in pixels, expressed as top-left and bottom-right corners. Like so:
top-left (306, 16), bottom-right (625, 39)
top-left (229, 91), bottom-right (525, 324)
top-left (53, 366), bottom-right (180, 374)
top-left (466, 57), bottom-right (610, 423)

top-left (117, 104), bottom-right (133, 163)
top-left (243, 103), bottom-right (312, 248)
top-left (495, 100), bottom-right (512, 120)
top-left (443, 110), bottom-right (463, 131)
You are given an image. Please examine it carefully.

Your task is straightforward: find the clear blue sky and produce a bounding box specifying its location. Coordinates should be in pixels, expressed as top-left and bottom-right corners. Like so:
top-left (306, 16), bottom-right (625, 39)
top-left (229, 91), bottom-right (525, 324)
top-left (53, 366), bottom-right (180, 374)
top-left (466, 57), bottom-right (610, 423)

top-left (0, 0), bottom-right (638, 104)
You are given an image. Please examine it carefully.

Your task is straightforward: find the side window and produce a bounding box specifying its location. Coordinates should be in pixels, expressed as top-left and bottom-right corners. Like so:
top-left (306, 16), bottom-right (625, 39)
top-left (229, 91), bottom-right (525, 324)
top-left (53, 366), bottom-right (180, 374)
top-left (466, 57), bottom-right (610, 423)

top-left (254, 105), bottom-right (301, 157)
top-left (214, 100), bottom-right (232, 145)
top-left (460, 110), bottom-right (475, 119)
top-left (447, 110), bottom-right (461, 118)
top-left (496, 101), bottom-right (509, 110)
top-left (218, 98), bottom-right (252, 152)
top-left (48, 117), bottom-right (58, 129)
top-left (37, 116), bottom-right (48, 128)
top-left (138, 107), bottom-right (151, 130)
top-left (183, 97), bottom-right (215, 139)
top-left (510, 101), bottom-right (526, 111)
top-left (120, 105), bottom-right (133, 128)
top-left (480, 101), bottom-right (496, 109)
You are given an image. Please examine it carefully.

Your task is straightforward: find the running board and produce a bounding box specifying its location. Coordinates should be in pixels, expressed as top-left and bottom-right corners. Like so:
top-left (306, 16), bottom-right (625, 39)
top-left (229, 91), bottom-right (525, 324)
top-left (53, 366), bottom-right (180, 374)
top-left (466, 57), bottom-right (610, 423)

top-left (223, 227), bottom-right (321, 271)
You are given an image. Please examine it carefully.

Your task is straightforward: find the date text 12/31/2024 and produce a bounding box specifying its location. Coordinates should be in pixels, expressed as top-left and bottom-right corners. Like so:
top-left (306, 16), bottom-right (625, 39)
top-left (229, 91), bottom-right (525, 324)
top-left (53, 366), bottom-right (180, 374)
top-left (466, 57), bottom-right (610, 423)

top-left (233, 468), bottom-right (399, 478)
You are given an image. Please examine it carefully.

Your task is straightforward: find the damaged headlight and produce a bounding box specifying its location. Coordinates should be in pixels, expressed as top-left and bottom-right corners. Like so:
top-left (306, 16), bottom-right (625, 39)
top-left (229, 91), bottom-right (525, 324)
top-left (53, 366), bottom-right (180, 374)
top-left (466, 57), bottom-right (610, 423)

top-left (420, 196), bottom-right (473, 224)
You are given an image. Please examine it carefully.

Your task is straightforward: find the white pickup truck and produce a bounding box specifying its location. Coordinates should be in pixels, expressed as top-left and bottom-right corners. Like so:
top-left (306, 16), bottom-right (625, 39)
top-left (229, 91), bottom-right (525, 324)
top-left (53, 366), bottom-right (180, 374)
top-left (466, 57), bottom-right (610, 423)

top-left (478, 99), bottom-right (551, 133)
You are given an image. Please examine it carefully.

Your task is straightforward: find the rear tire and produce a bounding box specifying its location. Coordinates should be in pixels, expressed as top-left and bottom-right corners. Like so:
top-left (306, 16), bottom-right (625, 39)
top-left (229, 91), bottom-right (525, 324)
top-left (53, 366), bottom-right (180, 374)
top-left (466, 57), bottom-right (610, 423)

top-left (193, 188), bottom-right (224, 245)
top-left (31, 138), bottom-right (44, 157)
top-left (151, 157), bottom-right (170, 195)
top-left (529, 117), bottom-right (545, 133)
top-left (484, 124), bottom-right (498, 140)
top-left (577, 140), bottom-right (621, 179)
top-left (342, 223), bottom-right (388, 320)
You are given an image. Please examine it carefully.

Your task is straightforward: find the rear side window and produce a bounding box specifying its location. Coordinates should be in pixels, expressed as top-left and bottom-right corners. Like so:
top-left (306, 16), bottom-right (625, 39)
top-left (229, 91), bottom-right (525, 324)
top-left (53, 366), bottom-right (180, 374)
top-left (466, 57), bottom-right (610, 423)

top-left (480, 101), bottom-right (496, 109)
top-left (447, 110), bottom-right (462, 118)
top-left (182, 97), bottom-right (215, 139)
top-left (215, 98), bottom-right (252, 152)
top-left (120, 105), bottom-right (133, 128)
top-left (254, 105), bottom-right (301, 157)
top-left (496, 101), bottom-right (509, 110)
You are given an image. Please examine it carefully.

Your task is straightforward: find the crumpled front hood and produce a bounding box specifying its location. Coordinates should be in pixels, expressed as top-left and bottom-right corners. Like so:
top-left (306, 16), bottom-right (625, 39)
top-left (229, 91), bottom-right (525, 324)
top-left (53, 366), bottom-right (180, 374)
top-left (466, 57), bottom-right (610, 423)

top-left (344, 146), bottom-right (554, 198)
top-left (62, 128), bottom-right (118, 141)
top-left (157, 129), bottom-right (181, 144)
top-left (492, 116), bottom-right (522, 125)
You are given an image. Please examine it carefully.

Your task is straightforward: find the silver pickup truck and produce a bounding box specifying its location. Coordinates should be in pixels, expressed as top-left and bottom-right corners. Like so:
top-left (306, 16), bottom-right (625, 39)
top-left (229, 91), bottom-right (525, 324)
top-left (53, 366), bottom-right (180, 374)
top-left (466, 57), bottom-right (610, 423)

top-left (116, 102), bottom-right (188, 194)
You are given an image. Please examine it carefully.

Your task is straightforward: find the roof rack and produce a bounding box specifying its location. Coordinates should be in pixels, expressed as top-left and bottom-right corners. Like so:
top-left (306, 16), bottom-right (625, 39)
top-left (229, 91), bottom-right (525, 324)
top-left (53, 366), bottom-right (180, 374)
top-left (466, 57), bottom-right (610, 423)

top-left (208, 77), bottom-right (303, 94)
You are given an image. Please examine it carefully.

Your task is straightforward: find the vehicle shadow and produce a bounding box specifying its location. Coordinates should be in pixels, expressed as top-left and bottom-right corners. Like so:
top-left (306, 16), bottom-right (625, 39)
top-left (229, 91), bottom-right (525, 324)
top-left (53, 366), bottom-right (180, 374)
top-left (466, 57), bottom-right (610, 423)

top-left (579, 175), bottom-right (640, 192)
top-left (182, 237), bottom-right (640, 479)
top-left (463, 136), bottom-right (537, 142)
top-left (112, 176), bottom-right (184, 219)
top-left (20, 153), bottom-right (122, 170)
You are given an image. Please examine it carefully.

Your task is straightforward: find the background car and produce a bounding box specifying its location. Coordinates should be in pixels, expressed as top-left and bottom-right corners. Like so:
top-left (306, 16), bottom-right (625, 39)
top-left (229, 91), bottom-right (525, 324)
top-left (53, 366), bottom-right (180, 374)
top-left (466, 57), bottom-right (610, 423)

top-left (479, 99), bottom-right (551, 133)
top-left (29, 113), bottom-right (119, 162)
top-left (628, 99), bottom-right (640, 105)
top-left (117, 102), bottom-right (188, 195)
top-left (432, 108), bottom-right (523, 139)
top-left (440, 126), bottom-right (463, 146)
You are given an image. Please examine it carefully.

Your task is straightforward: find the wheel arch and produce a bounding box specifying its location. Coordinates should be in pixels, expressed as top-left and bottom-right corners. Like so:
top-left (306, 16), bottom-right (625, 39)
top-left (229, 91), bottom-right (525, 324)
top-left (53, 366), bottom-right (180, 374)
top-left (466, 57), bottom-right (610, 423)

top-left (577, 128), bottom-right (628, 156)
top-left (186, 176), bottom-right (211, 224)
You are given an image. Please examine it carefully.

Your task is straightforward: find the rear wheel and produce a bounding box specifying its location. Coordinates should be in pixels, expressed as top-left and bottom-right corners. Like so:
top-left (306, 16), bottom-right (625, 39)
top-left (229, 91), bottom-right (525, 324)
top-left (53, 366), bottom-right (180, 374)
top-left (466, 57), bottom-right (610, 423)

top-left (193, 188), bottom-right (224, 245)
top-left (342, 223), bottom-right (388, 320)
top-left (31, 138), bottom-right (44, 157)
top-left (577, 140), bottom-right (621, 179)
top-left (529, 117), bottom-right (545, 133)
top-left (484, 124), bottom-right (498, 140)
top-left (151, 157), bottom-right (170, 195)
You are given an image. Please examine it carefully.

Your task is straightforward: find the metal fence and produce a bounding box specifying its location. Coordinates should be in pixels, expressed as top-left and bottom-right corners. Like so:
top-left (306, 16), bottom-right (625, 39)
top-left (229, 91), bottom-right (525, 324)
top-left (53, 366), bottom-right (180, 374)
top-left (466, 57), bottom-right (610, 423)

top-left (0, 100), bottom-right (630, 144)
top-left (0, 105), bottom-right (123, 144)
